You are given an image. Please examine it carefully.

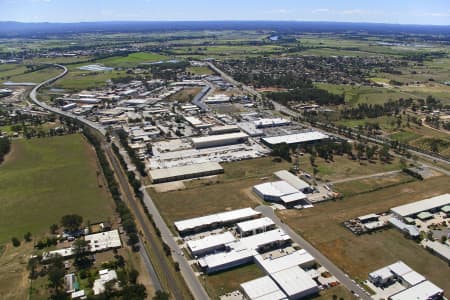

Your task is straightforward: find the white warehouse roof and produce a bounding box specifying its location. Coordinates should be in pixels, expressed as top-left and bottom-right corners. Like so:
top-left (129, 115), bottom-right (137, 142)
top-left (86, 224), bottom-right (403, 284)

top-left (191, 132), bottom-right (248, 146)
top-left (255, 249), bottom-right (315, 274)
top-left (391, 193), bottom-right (450, 217)
top-left (240, 276), bottom-right (287, 300)
top-left (230, 229), bottom-right (291, 252)
top-left (237, 217), bottom-right (275, 234)
top-left (187, 231), bottom-right (236, 255)
top-left (85, 230), bottom-right (121, 252)
top-left (174, 207), bottom-right (260, 233)
top-left (254, 181), bottom-right (299, 198)
top-left (270, 266), bottom-right (318, 298)
top-left (198, 247), bottom-right (254, 270)
top-left (389, 280), bottom-right (443, 300)
top-left (274, 170), bottom-right (310, 191)
top-left (263, 131), bottom-right (328, 146)
top-left (149, 162), bottom-right (223, 183)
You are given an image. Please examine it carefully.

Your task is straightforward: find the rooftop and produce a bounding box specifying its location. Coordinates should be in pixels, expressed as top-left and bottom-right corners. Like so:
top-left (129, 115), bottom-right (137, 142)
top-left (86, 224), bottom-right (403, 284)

top-left (274, 170), bottom-right (310, 191)
top-left (389, 280), bottom-right (443, 300)
top-left (262, 131), bottom-right (328, 146)
top-left (270, 266), bottom-right (318, 297)
top-left (255, 249), bottom-right (315, 274)
top-left (240, 276), bottom-right (287, 300)
top-left (149, 162), bottom-right (223, 182)
top-left (187, 231), bottom-right (236, 254)
top-left (85, 229), bottom-right (121, 252)
top-left (236, 217), bottom-right (275, 233)
top-left (391, 193), bottom-right (450, 217)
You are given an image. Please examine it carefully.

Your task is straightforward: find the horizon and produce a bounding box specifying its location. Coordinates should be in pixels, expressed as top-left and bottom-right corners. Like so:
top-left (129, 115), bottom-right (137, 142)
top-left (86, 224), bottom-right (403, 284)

top-left (0, 0), bottom-right (449, 26)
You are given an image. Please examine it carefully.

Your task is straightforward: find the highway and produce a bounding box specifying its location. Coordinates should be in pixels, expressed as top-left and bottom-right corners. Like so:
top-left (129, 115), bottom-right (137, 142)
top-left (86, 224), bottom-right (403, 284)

top-left (255, 205), bottom-right (371, 300)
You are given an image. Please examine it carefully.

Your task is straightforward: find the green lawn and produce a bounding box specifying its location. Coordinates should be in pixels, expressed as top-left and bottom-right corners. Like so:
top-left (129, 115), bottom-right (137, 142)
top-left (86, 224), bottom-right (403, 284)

top-left (5, 66), bottom-right (62, 83)
top-left (0, 134), bottom-right (114, 245)
top-left (95, 52), bottom-right (168, 68)
top-left (186, 66), bottom-right (215, 75)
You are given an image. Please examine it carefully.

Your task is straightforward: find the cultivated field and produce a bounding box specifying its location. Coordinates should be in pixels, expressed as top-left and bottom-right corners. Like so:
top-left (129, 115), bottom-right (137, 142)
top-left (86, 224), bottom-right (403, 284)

top-left (279, 175), bottom-right (450, 293)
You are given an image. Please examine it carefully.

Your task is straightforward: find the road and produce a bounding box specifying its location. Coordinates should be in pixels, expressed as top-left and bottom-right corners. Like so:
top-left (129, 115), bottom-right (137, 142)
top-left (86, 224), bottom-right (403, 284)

top-left (255, 205), bottom-right (371, 300)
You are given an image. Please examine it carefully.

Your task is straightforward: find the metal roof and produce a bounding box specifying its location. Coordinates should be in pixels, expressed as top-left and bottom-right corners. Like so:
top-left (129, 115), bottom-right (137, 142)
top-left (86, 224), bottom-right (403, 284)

top-left (389, 280), bottom-right (443, 300)
top-left (424, 240), bottom-right (450, 261)
top-left (149, 162), bottom-right (223, 182)
top-left (391, 193), bottom-right (450, 217)
top-left (262, 131), bottom-right (328, 145)
top-left (270, 266), bottom-right (318, 297)
top-left (191, 132), bottom-right (248, 145)
top-left (255, 249), bottom-right (315, 274)
top-left (186, 232), bottom-right (236, 255)
top-left (253, 181), bottom-right (299, 198)
top-left (236, 217), bottom-right (275, 233)
top-left (274, 170), bottom-right (310, 190)
top-left (240, 276), bottom-right (287, 300)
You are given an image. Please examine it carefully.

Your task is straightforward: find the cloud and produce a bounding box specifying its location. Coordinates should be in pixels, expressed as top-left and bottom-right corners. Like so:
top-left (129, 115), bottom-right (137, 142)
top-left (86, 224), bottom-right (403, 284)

top-left (341, 9), bottom-right (365, 15)
top-left (312, 8), bottom-right (330, 14)
top-left (264, 8), bottom-right (294, 15)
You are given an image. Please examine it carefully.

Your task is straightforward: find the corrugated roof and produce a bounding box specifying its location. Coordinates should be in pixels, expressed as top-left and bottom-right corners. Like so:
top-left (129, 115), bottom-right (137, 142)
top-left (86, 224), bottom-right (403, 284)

top-left (391, 194), bottom-right (450, 217)
top-left (274, 170), bottom-right (310, 190)
top-left (241, 276), bottom-right (287, 300)
top-left (389, 280), bottom-right (443, 300)
top-left (263, 131), bottom-right (328, 145)
top-left (149, 162), bottom-right (223, 181)
top-left (186, 232), bottom-right (235, 254)
top-left (255, 249), bottom-right (315, 274)
top-left (237, 217), bottom-right (275, 233)
top-left (270, 266), bottom-right (318, 297)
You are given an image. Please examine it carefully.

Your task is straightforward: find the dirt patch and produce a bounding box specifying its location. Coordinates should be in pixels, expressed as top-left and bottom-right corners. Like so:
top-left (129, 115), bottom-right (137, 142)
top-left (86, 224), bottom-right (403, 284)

top-left (0, 243), bottom-right (32, 300)
top-left (152, 181), bottom-right (186, 193)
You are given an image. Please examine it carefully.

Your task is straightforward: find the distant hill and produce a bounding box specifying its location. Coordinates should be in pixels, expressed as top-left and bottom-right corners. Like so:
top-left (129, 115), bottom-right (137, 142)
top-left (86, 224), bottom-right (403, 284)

top-left (0, 21), bottom-right (449, 37)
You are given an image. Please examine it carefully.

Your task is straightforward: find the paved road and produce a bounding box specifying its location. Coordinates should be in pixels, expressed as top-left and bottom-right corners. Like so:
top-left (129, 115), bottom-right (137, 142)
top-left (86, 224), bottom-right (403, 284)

top-left (255, 205), bottom-right (371, 300)
top-left (329, 170), bottom-right (402, 184)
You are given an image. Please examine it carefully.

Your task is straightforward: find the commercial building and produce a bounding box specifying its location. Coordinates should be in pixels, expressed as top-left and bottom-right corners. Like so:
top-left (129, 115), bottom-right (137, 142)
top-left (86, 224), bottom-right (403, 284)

top-left (391, 193), bottom-right (450, 219)
top-left (270, 266), bottom-right (319, 300)
top-left (187, 231), bottom-right (236, 256)
top-left (262, 131), bottom-right (329, 147)
top-left (236, 217), bottom-right (276, 237)
top-left (274, 170), bottom-right (311, 193)
top-left (424, 240), bottom-right (450, 263)
top-left (253, 118), bottom-right (290, 128)
top-left (236, 229), bottom-right (291, 253)
top-left (84, 229), bottom-right (122, 252)
top-left (93, 269), bottom-right (118, 295)
top-left (198, 248), bottom-right (254, 274)
top-left (149, 162), bottom-right (224, 184)
top-left (254, 249), bottom-right (316, 274)
top-left (209, 125), bottom-right (240, 135)
top-left (174, 207), bottom-right (261, 235)
top-left (185, 116), bottom-right (211, 129)
top-left (253, 181), bottom-right (308, 207)
top-left (241, 276), bottom-right (287, 300)
top-left (369, 261), bottom-right (425, 288)
top-left (191, 132), bottom-right (248, 149)
top-left (388, 280), bottom-right (444, 300)
top-left (388, 218), bottom-right (420, 238)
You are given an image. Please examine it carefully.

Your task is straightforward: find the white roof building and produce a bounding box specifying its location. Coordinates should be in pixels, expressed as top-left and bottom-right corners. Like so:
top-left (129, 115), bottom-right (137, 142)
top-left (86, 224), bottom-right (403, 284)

top-left (198, 248), bottom-right (255, 274)
top-left (389, 280), bottom-right (443, 300)
top-left (270, 266), bottom-right (319, 299)
top-left (391, 193), bottom-right (450, 217)
top-left (240, 276), bottom-right (287, 300)
top-left (253, 118), bottom-right (290, 128)
top-left (236, 217), bottom-right (275, 235)
top-left (424, 240), bottom-right (450, 263)
top-left (174, 207), bottom-right (260, 234)
top-left (262, 131), bottom-right (328, 146)
top-left (369, 261), bottom-right (426, 288)
top-left (149, 162), bottom-right (224, 183)
top-left (255, 249), bottom-right (315, 274)
top-left (274, 170), bottom-right (310, 191)
top-left (235, 229), bottom-right (291, 252)
top-left (85, 230), bottom-right (121, 252)
top-left (253, 181), bottom-right (307, 206)
top-left (187, 231), bottom-right (236, 256)
top-left (93, 269), bottom-right (118, 295)
top-left (191, 132), bottom-right (248, 149)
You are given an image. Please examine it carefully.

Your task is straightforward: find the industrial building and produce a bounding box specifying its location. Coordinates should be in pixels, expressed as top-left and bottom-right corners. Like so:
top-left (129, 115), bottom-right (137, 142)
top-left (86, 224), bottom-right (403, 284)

top-left (254, 249), bottom-right (316, 274)
top-left (262, 131), bottom-right (329, 147)
top-left (391, 193), bottom-right (450, 220)
top-left (253, 181), bottom-right (308, 208)
top-left (274, 170), bottom-right (312, 193)
top-left (208, 125), bottom-right (240, 135)
top-left (85, 229), bottom-right (122, 252)
top-left (191, 132), bottom-right (248, 149)
top-left (186, 231), bottom-right (236, 256)
top-left (388, 280), bottom-right (444, 300)
top-left (198, 248), bottom-right (254, 274)
top-left (240, 276), bottom-right (287, 300)
top-left (174, 207), bottom-right (261, 235)
top-left (369, 261), bottom-right (425, 288)
top-left (149, 162), bottom-right (224, 183)
top-left (388, 218), bottom-right (420, 238)
top-left (236, 217), bottom-right (276, 237)
top-left (253, 118), bottom-right (290, 128)
top-left (270, 266), bottom-right (319, 300)
top-left (424, 240), bottom-right (450, 264)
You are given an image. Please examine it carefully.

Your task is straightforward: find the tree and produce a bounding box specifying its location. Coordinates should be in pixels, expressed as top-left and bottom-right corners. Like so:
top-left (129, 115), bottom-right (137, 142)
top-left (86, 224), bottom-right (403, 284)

top-left (24, 232), bottom-right (32, 242)
top-left (129, 269), bottom-right (139, 284)
top-left (153, 290), bottom-right (170, 300)
top-left (11, 237), bottom-right (20, 247)
top-left (50, 224), bottom-right (59, 234)
top-left (73, 239), bottom-right (91, 269)
top-left (61, 214), bottom-right (83, 232)
top-left (47, 255), bottom-right (65, 294)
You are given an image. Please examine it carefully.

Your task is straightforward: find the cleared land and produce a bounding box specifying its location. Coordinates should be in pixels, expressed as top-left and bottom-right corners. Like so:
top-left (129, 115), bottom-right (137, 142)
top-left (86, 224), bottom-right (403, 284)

top-left (95, 52), bottom-right (168, 68)
top-left (1, 66), bottom-right (61, 83)
top-left (186, 66), bottom-right (215, 75)
top-left (0, 134), bottom-right (115, 244)
top-left (167, 87), bottom-right (203, 102)
top-left (279, 175), bottom-right (450, 293)
top-left (150, 157), bottom-right (291, 232)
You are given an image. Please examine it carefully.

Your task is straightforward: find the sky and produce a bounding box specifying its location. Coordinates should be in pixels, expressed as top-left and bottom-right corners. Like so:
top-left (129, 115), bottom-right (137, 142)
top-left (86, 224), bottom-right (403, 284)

top-left (0, 0), bottom-right (449, 25)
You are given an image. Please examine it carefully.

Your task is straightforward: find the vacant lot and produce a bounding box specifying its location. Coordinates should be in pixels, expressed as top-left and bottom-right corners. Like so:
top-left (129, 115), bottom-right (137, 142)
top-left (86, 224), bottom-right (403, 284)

top-left (1, 66), bottom-right (61, 83)
top-left (95, 52), bottom-right (168, 68)
top-left (167, 87), bottom-right (203, 102)
top-left (186, 66), bottom-right (215, 75)
top-left (0, 134), bottom-right (115, 244)
top-left (298, 154), bottom-right (402, 182)
top-left (279, 175), bottom-right (450, 293)
top-left (151, 157), bottom-right (291, 231)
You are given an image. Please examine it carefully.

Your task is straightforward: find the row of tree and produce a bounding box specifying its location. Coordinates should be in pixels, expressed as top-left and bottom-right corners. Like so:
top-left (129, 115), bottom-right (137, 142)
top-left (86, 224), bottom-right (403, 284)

top-left (0, 136), bottom-right (10, 163)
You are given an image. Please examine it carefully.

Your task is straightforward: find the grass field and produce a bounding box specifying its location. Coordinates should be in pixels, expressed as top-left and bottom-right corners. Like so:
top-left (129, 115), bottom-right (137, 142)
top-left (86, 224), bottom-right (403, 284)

top-left (186, 66), bottom-right (215, 75)
top-left (167, 87), bottom-right (202, 102)
top-left (53, 67), bottom-right (129, 90)
top-left (95, 52), bottom-right (168, 68)
top-left (0, 134), bottom-right (115, 244)
top-left (279, 175), bottom-right (450, 293)
top-left (150, 157), bottom-right (291, 232)
top-left (0, 66), bottom-right (61, 83)
top-left (298, 154), bottom-right (402, 182)
top-left (203, 264), bottom-right (265, 299)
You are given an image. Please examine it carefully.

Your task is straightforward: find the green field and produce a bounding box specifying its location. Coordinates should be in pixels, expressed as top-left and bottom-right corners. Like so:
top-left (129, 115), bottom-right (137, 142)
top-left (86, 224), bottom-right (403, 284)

top-left (186, 66), bottom-right (215, 75)
top-left (95, 52), bottom-right (168, 68)
top-left (0, 134), bottom-right (114, 244)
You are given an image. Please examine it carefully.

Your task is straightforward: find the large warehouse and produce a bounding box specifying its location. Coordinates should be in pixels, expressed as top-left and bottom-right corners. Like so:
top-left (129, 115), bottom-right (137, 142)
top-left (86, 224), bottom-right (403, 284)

top-left (240, 276), bottom-right (287, 300)
top-left (274, 170), bottom-right (312, 193)
top-left (390, 193), bottom-right (450, 219)
top-left (262, 131), bottom-right (328, 147)
top-left (149, 162), bottom-right (224, 183)
top-left (253, 181), bottom-right (308, 208)
top-left (191, 132), bottom-right (249, 149)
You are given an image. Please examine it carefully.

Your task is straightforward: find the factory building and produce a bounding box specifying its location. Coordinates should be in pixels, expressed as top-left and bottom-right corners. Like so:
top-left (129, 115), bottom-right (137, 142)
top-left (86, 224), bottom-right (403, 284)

top-left (240, 276), bottom-right (287, 300)
top-left (270, 266), bottom-right (319, 300)
top-left (187, 231), bottom-right (236, 257)
top-left (390, 193), bottom-right (450, 220)
top-left (236, 217), bottom-right (276, 237)
top-left (388, 280), bottom-right (444, 300)
top-left (253, 181), bottom-right (308, 208)
top-left (262, 131), bottom-right (329, 148)
top-left (208, 125), bottom-right (240, 135)
top-left (254, 249), bottom-right (316, 274)
top-left (174, 207), bottom-right (261, 235)
top-left (274, 170), bottom-right (312, 193)
top-left (191, 132), bottom-right (248, 149)
top-left (149, 162), bottom-right (224, 184)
